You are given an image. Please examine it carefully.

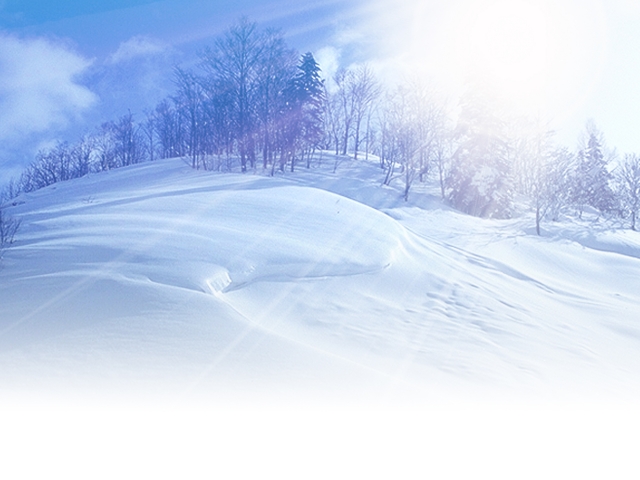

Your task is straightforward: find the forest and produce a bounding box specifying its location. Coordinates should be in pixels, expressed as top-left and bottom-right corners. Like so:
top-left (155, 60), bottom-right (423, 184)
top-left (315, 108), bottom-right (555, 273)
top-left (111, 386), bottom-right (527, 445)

top-left (2, 16), bottom-right (640, 247)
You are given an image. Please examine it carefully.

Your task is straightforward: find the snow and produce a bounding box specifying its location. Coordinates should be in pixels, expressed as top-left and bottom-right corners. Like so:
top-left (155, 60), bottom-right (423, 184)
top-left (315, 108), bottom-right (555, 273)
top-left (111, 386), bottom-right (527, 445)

top-left (2, 154), bottom-right (640, 477)
top-left (3, 154), bottom-right (640, 397)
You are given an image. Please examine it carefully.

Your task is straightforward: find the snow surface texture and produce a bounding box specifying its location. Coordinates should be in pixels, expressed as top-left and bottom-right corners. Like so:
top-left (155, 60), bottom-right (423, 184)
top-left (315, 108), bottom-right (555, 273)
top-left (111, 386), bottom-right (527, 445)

top-left (2, 155), bottom-right (640, 402)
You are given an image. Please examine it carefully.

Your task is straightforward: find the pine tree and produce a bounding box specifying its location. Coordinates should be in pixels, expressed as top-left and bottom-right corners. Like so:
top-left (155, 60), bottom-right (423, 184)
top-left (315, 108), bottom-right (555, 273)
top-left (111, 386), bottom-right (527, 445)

top-left (278, 52), bottom-right (325, 172)
top-left (571, 126), bottom-right (615, 217)
top-left (616, 153), bottom-right (640, 230)
top-left (293, 52), bottom-right (325, 159)
top-left (531, 143), bottom-right (574, 235)
top-left (447, 90), bottom-right (514, 218)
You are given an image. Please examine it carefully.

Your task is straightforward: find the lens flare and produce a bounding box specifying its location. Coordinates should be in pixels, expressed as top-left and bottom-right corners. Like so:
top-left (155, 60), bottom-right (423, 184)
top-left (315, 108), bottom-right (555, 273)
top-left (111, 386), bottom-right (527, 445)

top-left (465, 1), bottom-right (549, 91)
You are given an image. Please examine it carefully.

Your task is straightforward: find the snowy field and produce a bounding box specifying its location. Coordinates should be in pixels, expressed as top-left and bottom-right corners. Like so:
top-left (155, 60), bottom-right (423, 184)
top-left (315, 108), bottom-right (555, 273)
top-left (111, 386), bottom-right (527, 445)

top-left (2, 154), bottom-right (640, 477)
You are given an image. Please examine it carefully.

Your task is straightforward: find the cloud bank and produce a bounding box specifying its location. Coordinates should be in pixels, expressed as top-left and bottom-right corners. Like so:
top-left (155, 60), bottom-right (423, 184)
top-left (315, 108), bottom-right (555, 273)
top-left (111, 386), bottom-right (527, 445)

top-left (0, 34), bottom-right (97, 143)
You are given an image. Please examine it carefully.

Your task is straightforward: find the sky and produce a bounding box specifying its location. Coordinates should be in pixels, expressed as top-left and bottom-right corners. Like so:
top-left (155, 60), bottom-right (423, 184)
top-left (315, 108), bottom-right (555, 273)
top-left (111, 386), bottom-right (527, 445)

top-left (1, 0), bottom-right (640, 180)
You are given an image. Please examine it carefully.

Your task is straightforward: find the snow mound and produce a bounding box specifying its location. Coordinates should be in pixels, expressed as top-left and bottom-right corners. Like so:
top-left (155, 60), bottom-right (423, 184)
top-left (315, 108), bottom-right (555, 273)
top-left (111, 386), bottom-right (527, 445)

top-left (2, 156), bottom-right (640, 400)
top-left (0, 158), bottom-right (408, 396)
top-left (7, 160), bottom-right (402, 295)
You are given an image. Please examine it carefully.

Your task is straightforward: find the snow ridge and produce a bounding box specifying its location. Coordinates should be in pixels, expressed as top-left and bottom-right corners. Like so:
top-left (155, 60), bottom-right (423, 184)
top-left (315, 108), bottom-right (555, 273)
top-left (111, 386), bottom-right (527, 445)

top-left (1, 155), bottom-right (640, 400)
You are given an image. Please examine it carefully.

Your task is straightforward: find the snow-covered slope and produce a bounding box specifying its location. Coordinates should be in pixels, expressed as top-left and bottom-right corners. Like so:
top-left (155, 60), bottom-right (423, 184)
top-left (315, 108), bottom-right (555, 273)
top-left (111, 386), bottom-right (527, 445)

top-left (2, 155), bottom-right (640, 401)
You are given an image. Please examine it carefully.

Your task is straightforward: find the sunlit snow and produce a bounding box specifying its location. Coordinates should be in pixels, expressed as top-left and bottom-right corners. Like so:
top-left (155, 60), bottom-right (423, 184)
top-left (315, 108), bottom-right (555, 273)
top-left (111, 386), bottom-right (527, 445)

top-left (2, 154), bottom-right (640, 403)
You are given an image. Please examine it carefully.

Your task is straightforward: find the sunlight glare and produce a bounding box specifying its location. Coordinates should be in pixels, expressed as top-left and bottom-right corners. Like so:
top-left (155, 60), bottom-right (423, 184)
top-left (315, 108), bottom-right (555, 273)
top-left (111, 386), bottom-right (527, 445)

top-left (461, 0), bottom-right (552, 109)
top-left (469, 2), bottom-right (547, 81)
top-left (370, 0), bottom-right (607, 125)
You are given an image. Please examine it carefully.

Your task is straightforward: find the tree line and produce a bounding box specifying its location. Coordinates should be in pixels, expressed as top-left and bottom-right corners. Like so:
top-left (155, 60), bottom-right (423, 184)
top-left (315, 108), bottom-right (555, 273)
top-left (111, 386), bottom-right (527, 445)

top-left (2, 16), bottom-right (640, 239)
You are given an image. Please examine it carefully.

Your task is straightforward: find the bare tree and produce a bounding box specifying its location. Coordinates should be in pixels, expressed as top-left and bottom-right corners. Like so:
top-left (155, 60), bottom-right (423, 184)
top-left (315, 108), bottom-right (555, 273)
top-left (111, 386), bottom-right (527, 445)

top-left (0, 179), bottom-right (20, 203)
top-left (527, 132), bottom-right (571, 235)
top-left (381, 83), bottom-right (444, 200)
top-left (93, 123), bottom-right (117, 171)
top-left (322, 83), bottom-right (343, 157)
top-left (201, 80), bottom-right (235, 166)
top-left (201, 17), bottom-right (263, 172)
top-left (433, 127), bottom-right (454, 200)
top-left (375, 92), bottom-right (396, 182)
top-left (333, 69), bottom-right (356, 157)
top-left (154, 99), bottom-right (185, 159)
top-left (254, 29), bottom-right (297, 169)
top-left (0, 207), bottom-right (20, 248)
top-left (70, 135), bottom-right (95, 178)
top-left (141, 110), bottom-right (158, 163)
top-left (331, 65), bottom-right (380, 159)
top-left (109, 112), bottom-right (144, 167)
top-left (19, 142), bottom-right (73, 191)
top-left (349, 65), bottom-right (379, 160)
top-left (173, 67), bottom-right (205, 169)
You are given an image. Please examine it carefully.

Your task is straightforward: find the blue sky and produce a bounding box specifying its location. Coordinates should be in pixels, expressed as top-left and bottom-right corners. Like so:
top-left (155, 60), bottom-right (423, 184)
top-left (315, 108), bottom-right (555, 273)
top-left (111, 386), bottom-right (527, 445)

top-left (0, 0), bottom-right (356, 177)
top-left (0, 1), bottom-right (159, 25)
top-left (1, 0), bottom-right (640, 179)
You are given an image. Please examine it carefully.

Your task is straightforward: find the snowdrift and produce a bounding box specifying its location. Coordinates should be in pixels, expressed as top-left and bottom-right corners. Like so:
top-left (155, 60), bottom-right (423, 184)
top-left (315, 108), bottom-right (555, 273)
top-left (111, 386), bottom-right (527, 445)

top-left (2, 155), bottom-right (640, 401)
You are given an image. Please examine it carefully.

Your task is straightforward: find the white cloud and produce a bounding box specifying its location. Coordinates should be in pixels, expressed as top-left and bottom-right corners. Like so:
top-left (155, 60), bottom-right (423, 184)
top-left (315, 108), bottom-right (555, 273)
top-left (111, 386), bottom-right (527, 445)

top-left (315, 46), bottom-right (340, 89)
top-left (0, 34), bottom-right (97, 142)
top-left (107, 35), bottom-right (168, 64)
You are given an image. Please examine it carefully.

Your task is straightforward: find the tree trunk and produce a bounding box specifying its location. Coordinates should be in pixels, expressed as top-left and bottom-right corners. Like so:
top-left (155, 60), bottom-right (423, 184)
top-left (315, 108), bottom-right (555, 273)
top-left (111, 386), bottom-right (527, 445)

top-left (403, 163), bottom-right (414, 201)
top-left (439, 164), bottom-right (445, 200)
top-left (263, 131), bottom-right (269, 169)
top-left (354, 122), bottom-right (360, 160)
top-left (342, 120), bottom-right (350, 156)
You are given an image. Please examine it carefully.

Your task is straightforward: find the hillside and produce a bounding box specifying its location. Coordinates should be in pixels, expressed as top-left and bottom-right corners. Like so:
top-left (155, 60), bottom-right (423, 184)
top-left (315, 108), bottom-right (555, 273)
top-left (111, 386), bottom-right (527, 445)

top-left (2, 153), bottom-right (640, 402)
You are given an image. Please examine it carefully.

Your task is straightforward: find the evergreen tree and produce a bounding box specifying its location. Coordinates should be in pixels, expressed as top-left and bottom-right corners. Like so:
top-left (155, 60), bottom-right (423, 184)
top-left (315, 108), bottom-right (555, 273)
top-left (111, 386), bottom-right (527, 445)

top-left (294, 52), bottom-right (325, 157)
top-left (616, 153), bottom-right (640, 230)
top-left (277, 52), bottom-right (325, 172)
top-left (571, 125), bottom-right (615, 217)
top-left (447, 90), bottom-right (514, 218)
top-left (530, 141), bottom-right (574, 235)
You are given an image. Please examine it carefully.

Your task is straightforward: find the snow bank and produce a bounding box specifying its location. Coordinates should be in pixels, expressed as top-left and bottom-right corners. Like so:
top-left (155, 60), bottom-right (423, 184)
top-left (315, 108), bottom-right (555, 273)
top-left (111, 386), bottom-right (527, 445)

top-left (1, 155), bottom-right (640, 402)
top-left (0, 159), bottom-right (407, 396)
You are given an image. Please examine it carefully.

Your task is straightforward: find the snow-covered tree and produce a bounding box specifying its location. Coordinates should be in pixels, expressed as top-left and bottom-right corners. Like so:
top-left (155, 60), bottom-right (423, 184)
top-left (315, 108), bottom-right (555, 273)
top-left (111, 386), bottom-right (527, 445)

top-left (571, 124), bottom-right (616, 217)
top-left (377, 82), bottom-right (445, 201)
top-left (530, 141), bottom-right (574, 235)
top-left (433, 127), bottom-right (454, 201)
top-left (447, 91), bottom-right (514, 218)
top-left (616, 153), bottom-right (640, 230)
top-left (385, 86), bottom-right (422, 200)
